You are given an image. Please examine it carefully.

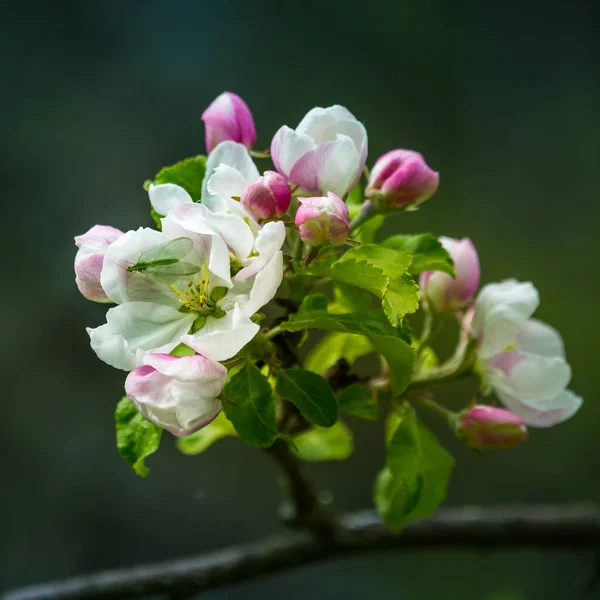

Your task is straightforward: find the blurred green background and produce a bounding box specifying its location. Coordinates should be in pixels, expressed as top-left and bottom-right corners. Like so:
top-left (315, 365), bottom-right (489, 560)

top-left (1, 0), bottom-right (598, 598)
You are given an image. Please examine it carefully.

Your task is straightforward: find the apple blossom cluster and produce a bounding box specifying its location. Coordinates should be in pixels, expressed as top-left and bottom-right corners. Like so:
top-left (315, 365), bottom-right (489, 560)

top-left (74, 91), bottom-right (582, 529)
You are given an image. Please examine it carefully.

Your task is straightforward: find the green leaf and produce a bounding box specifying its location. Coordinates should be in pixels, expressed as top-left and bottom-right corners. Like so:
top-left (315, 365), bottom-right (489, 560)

top-left (150, 208), bottom-right (163, 231)
top-left (381, 233), bottom-right (455, 277)
top-left (415, 346), bottom-right (438, 376)
top-left (276, 369), bottom-right (338, 427)
top-left (222, 364), bottom-right (277, 447)
top-left (150, 155), bottom-right (207, 201)
top-left (281, 294), bottom-right (415, 395)
top-left (176, 413), bottom-right (236, 455)
top-left (322, 245), bottom-right (420, 327)
top-left (338, 383), bottom-right (377, 420)
top-left (405, 423), bottom-right (455, 522)
top-left (305, 332), bottom-right (374, 375)
top-left (115, 397), bottom-right (162, 477)
top-left (374, 467), bottom-right (412, 531)
top-left (291, 421), bottom-right (353, 461)
top-left (332, 283), bottom-right (373, 313)
top-left (386, 404), bottom-right (422, 490)
top-left (375, 406), bottom-right (455, 530)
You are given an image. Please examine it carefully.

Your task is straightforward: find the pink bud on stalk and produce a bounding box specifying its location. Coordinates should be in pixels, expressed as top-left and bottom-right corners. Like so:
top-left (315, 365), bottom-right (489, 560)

top-left (74, 225), bottom-right (124, 303)
top-left (366, 149), bottom-right (439, 210)
top-left (241, 171), bottom-right (291, 220)
top-left (458, 405), bottom-right (529, 450)
top-left (295, 192), bottom-right (350, 247)
top-left (420, 237), bottom-right (480, 312)
top-left (201, 92), bottom-right (257, 153)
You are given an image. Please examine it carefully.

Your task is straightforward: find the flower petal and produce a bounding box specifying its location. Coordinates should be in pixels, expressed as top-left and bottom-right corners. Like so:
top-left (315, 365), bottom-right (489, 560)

top-left (125, 354), bottom-right (225, 437)
top-left (242, 251), bottom-right (284, 317)
top-left (489, 352), bottom-right (571, 403)
top-left (88, 303), bottom-right (195, 371)
top-left (148, 183), bottom-right (193, 216)
top-left (288, 135), bottom-right (359, 196)
top-left (496, 389), bottom-right (583, 428)
top-left (202, 141), bottom-right (259, 209)
top-left (270, 126), bottom-right (316, 177)
top-left (517, 318), bottom-right (566, 358)
top-left (101, 228), bottom-right (179, 306)
top-left (235, 220), bottom-right (286, 280)
top-left (473, 280), bottom-right (540, 359)
top-left (182, 304), bottom-right (259, 361)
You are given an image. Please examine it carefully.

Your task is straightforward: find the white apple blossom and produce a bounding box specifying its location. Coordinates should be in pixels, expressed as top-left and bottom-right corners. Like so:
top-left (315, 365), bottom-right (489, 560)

top-left (470, 280), bottom-right (583, 428)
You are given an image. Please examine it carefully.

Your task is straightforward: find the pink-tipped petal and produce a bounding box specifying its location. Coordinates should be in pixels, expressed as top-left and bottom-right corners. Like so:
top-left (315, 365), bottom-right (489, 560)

top-left (202, 92), bottom-right (257, 152)
top-left (125, 353), bottom-right (227, 437)
top-left (295, 192), bottom-right (349, 247)
top-left (74, 224), bottom-right (124, 303)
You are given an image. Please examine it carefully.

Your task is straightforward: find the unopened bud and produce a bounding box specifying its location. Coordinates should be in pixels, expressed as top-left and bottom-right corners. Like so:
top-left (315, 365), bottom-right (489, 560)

top-left (420, 237), bottom-right (480, 311)
top-left (295, 192), bottom-right (349, 247)
top-left (458, 405), bottom-right (528, 450)
top-left (241, 171), bottom-right (291, 220)
top-left (201, 91), bottom-right (257, 153)
top-left (366, 149), bottom-right (439, 210)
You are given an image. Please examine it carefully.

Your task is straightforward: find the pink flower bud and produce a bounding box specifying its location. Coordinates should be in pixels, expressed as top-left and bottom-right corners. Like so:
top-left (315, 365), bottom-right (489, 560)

top-left (295, 192), bottom-right (349, 247)
top-left (458, 405), bottom-right (528, 450)
top-left (201, 91), bottom-right (257, 153)
top-left (125, 353), bottom-right (227, 437)
top-left (74, 225), bottom-right (123, 303)
top-left (366, 149), bottom-right (439, 209)
top-left (420, 237), bottom-right (480, 311)
top-left (241, 171), bottom-right (291, 220)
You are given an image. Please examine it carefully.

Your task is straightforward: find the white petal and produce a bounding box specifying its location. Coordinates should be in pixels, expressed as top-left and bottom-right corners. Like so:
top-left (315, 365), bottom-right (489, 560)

top-left (473, 280), bottom-right (540, 358)
top-left (296, 105), bottom-right (356, 140)
top-left (517, 318), bottom-right (565, 358)
top-left (88, 303), bottom-right (195, 371)
top-left (182, 304), bottom-right (259, 361)
top-left (207, 164), bottom-right (249, 200)
top-left (242, 251), bottom-right (284, 317)
top-left (162, 203), bottom-right (233, 287)
top-left (489, 352), bottom-right (572, 403)
top-left (148, 183), bottom-right (193, 215)
top-left (235, 220), bottom-right (286, 280)
top-left (194, 203), bottom-right (256, 261)
top-left (202, 141), bottom-right (259, 206)
top-left (496, 389), bottom-right (583, 428)
top-left (101, 228), bottom-right (178, 306)
top-left (270, 125), bottom-right (316, 177)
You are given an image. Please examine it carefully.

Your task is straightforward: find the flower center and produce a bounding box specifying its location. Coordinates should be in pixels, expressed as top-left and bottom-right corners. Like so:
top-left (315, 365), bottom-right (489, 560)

top-left (171, 263), bottom-right (211, 312)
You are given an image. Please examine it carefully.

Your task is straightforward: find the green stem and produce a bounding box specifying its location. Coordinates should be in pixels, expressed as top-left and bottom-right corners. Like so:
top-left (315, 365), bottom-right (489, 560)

top-left (349, 201), bottom-right (375, 232)
top-left (264, 325), bottom-right (283, 340)
top-left (292, 236), bottom-right (305, 263)
top-left (412, 394), bottom-right (457, 426)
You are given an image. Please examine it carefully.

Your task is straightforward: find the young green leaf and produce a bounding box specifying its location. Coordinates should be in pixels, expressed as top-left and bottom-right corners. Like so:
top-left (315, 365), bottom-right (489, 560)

top-left (150, 155), bottom-right (207, 201)
top-left (115, 396), bottom-right (162, 477)
top-left (338, 384), bottom-right (377, 420)
top-left (176, 412), bottom-right (236, 455)
top-left (305, 333), bottom-right (374, 375)
top-left (375, 405), bottom-right (455, 530)
top-left (276, 369), bottom-right (338, 427)
top-left (291, 421), bottom-right (353, 461)
top-left (405, 423), bottom-right (455, 522)
top-left (281, 294), bottom-right (415, 395)
top-left (381, 233), bottom-right (455, 277)
top-left (222, 364), bottom-right (277, 447)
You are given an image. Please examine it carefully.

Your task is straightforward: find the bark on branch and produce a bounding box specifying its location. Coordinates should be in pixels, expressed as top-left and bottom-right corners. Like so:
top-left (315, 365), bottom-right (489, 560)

top-left (4, 504), bottom-right (600, 600)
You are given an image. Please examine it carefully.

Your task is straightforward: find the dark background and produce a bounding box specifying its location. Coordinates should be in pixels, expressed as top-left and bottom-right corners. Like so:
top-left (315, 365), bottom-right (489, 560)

top-left (2, 1), bottom-right (599, 598)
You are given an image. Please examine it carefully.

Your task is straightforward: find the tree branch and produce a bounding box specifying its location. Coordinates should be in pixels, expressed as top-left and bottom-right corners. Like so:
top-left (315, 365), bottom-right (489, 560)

top-left (4, 504), bottom-right (599, 600)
